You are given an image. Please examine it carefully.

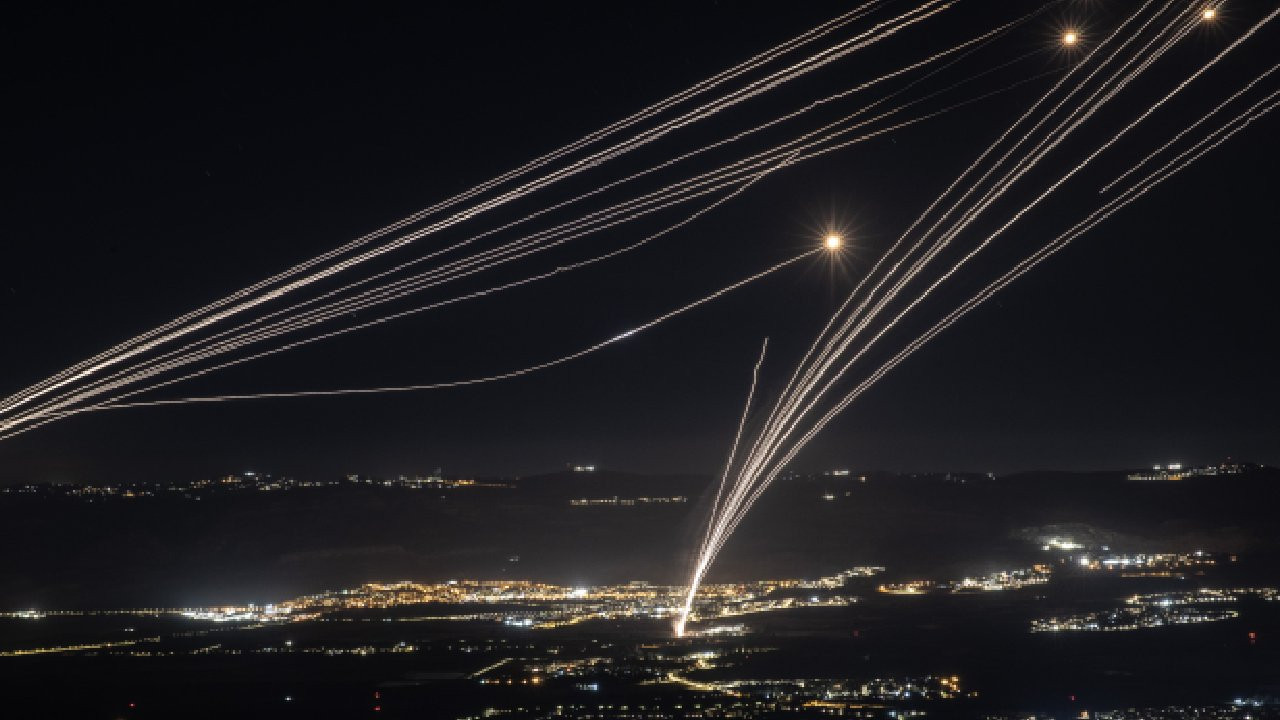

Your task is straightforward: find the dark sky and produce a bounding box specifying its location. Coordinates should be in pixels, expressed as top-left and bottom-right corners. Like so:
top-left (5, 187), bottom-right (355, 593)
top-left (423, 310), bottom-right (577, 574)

top-left (3, 2), bottom-right (1277, 484)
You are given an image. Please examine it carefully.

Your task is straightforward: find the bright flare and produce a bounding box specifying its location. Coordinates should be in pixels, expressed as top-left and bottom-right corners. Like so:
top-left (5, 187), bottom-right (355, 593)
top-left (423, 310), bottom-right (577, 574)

top-left (1062, 31), bottom-right (1079, 46)
top-left (1203, 8), bottom-right (1217, 21)
top-left (824, 234), bottom-right (843, 250)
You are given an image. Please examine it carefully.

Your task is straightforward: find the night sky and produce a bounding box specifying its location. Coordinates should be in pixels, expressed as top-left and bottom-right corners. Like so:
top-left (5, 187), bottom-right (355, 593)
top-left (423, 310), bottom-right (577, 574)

top-left (3, 2), bottom-right (1277, 485)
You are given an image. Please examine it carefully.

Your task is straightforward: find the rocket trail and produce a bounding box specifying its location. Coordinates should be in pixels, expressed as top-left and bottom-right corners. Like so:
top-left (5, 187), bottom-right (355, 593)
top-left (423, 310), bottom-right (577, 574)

top-left (120, 61), bottom-right (1049, 389)
top-left (693, 29), bottom-right (1181, 593)
top-left (0, 152), bottom-right (801, 436)
top-left (677, 337), bottom-right (769, 639)
top-left (757, 2), bottom-right (1277, 480)
top-left (18, 250), bottom-right (817, 426)
top-left (682, 94), bottom-right (1278, 628)
top-left (739, 2), bottom-right (1213, 484)
top-left (0, 1), bottom-right (930, 418)
top-left (754, 93), bottom-right (1280, 503)
top-left (2, 8), bottom-right (1055, 439)
top-left (758, 2), bottom-right (1191, 462)
top-left (676, 2), bottom-right (1280, 635)
top-left (20, 76), bottom-right (1036, 434)
top-left (1100, 62), bottom-right (1280, 194)
top-left (756, 0), bottom-right (1174, 471)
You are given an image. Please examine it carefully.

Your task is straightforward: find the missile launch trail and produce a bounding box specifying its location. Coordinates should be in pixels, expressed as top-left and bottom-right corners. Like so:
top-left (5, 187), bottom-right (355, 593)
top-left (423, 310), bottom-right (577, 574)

top-left (0, 2), bottom-right (1062, 440)
top-left (677, 1), bottom-right (1279, 636)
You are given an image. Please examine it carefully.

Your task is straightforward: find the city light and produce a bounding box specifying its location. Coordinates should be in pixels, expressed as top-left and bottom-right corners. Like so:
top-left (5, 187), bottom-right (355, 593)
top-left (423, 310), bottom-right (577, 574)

top-left (13, 566), bottom-right (882, 639)
top-left (1031, 588), bottom-right (1280, 633)
top-left (824, 234), bottom-right (843, 250)
top-left (1062, 30), bottom-right (1079, 46)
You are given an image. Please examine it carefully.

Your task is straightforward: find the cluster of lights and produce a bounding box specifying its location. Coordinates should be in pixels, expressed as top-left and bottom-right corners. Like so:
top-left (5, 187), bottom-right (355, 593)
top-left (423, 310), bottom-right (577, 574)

top-left (1, 568), bottom-right (891, 658)
top-left (0, 635), bottom-right (162, 658)
top-left (1031, 588), bottom-right (1277, 633)
top-left (689, 674), bottom-right (972, 703)
top-left (0, 472), bottom-right (496, 501)
top-left (877, 565), bottom-right (1051, 596)
top-left (1041, 537), bottom-right (1085, 551)
top-left (16, 567), bottom-right (882, 640)
top-left (1127, 461), bottom-right (1248, 481)
top-left (568, 495), bottom-right (687, 507)
top-left (1074, 551), bottom-right (1218, 574)
top-left (467, 646), bottom-right (978, 715)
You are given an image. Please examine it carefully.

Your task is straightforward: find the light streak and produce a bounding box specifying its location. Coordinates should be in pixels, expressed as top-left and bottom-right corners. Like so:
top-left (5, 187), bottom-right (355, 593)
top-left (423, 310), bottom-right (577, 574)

top-left (1, 151), bottom-right (803, 436)
top-left (19, 73), bottom-right (1041, 434)
top-left (690, 100), bottom-right (1277, 631)
top-left (1099, 62), bottom-right (1280, 192)
top-left (678, 337), bottom-right (769, 638)
top-left (677, 2), bottom-right (1279, 636)
top-left (699, 4), bottom-right (1198, 577)
top-left (24, 250), bottom-right (818, 419)
top-left (753, 0), bottom-right (1206, 486)
top-left (0, 1), bottom-right (937, 420)
top-left (1, 10), bottom-right (1054, 438)
top-left (758, 0), bottom-right (1172, 479)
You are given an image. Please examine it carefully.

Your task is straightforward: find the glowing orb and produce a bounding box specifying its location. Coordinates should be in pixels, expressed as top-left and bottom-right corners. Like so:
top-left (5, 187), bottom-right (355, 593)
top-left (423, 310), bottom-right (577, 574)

top-left (1062, 31), bottom-right (1079, 46)
top-left (824, 234), bottom-right (843, 250)
top-left (1203, 7), bottom-right (1216, 20)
